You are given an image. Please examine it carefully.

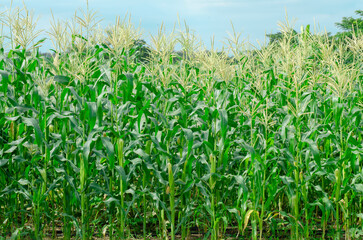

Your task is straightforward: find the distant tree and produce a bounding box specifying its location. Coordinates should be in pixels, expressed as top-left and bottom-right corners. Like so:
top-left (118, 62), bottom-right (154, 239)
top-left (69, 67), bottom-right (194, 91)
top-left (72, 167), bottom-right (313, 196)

top-left (334, 10), bottom-right (363, 41)
top-left (336, 10), bottom-right (363, 32)
top-left (132, 39), bottom-right (152, 63)
top-left (266, 29), bottom-right (298, 45)
top-left (266, 32), bottom-right (284, 44)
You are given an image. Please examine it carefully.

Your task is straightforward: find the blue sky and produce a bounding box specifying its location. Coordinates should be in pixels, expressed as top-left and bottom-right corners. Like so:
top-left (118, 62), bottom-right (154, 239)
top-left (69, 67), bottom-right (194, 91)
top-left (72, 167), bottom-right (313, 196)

top-left (0, 0), bottom-right (362, 51)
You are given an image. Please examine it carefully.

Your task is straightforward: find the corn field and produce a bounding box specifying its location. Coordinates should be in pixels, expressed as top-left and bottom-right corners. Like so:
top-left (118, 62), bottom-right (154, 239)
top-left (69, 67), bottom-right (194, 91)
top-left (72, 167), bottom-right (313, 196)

top-left (0, 3), bottom-right (363, 240)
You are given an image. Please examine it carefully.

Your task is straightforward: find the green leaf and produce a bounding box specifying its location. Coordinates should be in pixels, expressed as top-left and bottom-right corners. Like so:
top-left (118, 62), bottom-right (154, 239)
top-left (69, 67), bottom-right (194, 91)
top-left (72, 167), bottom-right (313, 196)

top-left (304, 138), bottom-right (321, 168)
top-left (102, 137), bottom-right (115, 170)
top-left (22, 117), bottom-right (44, 147)
top-left (18, 179), bottom-right (30, 185)
top-left (115, 166), bottom-right (127, 188)
top-left (54, 75), bottom-right (71, 85)
top-left (0, 159), bottom-right (8, 167)
top-left (87, 102), bottom-right (97, 131)
top-left (218, 109), bottom-right (228, 138)
top-left (353, 184), bottom-right (363, 193)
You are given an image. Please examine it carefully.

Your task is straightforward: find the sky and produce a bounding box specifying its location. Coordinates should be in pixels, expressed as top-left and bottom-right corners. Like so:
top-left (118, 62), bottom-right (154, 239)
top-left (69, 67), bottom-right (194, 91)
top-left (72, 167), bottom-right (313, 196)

top-left (0, 0), bottom-right (362, 51)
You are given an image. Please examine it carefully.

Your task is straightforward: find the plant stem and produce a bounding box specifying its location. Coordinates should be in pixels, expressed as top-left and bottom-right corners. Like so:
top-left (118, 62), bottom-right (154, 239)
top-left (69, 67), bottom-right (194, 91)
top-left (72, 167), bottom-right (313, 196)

top-left (210, 154), bottom-right (217, 240)
top-left (80, 154), bottom-right (88, 240)
top-left (168, 162), bottom-right (175, 240)
top-left (118, 139), bottom-right (125, 239)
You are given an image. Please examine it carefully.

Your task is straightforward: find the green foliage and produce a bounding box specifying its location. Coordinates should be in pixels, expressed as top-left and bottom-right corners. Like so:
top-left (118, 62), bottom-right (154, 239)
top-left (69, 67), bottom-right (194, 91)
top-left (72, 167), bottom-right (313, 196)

top-left (266, 29), bottom-right (298, 45)
top-left (336, 10), bottom-right (363, 32)
top-left (334, 10), bottom-right (363, 41)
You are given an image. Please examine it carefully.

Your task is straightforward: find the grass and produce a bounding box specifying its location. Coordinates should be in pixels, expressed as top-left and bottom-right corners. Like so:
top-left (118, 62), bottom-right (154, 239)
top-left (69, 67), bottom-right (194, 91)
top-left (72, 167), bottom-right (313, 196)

top-left (0, 2), bottom-right (363, 240)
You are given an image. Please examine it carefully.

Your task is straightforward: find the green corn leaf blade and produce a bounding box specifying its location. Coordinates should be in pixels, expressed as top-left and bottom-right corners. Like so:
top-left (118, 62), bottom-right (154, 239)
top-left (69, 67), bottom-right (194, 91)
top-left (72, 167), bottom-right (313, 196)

top-left (54, 75), bottom-right (71, 86)
top-left (115, 165), bottom-right (127, 189)
top-left (303, 138), bottom-right (321, 168)
top-left (86, 102), bottom-right (97, 132)
top-left (104, 197), bottom-right (120, 206)
top-left (101, 136), bottom-right (115, 170)
top-left (0, 159), bottom-right (8, 167)
top-left (68, 87), bottom-right (83, 107)
top-left (218, 109), bottom-right (228, 137)
top-left (182, 127), bottom-right (194, 157)
top-left (353, 184), bottom-right (363, 193)
top-left (96, 89), bottom-right (110, 126)
top-left (22, 117), bottom-right (44, 147)
top-left (150, 136), bottom-right (168, 155)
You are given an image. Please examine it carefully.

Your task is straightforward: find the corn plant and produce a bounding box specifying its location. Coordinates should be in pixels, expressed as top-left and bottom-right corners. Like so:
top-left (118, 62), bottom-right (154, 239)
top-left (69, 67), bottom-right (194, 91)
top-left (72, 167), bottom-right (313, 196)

top-left (1, 3), bottom-right (363, 240)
